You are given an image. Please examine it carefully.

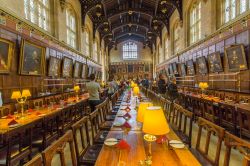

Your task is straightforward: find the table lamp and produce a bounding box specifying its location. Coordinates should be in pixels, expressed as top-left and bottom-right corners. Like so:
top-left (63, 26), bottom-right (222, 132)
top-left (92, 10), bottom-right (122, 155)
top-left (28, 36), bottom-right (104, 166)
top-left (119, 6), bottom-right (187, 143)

top-left (11, 89), bottom-right (31, 118)
top-left (142, 106), bottom-right (170, 165)
top-left (73, 85), bottom-right (80, 100)
top-left (199, 82), bottom-right (208, 97)
top-left (137, 102), bottom-right (153, 122)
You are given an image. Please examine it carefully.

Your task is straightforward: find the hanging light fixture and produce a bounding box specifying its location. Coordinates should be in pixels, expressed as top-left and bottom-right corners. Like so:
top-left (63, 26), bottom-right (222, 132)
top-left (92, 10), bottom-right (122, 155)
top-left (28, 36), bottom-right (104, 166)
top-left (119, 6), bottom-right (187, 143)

top-left (96, 4), bottom-right (102, 17)
top-left (160, 0), bottom-right (167, 14)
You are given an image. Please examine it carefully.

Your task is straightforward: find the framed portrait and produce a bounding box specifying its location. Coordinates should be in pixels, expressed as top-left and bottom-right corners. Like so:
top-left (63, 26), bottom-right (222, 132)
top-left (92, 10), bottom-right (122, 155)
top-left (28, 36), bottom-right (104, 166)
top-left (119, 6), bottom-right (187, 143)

top-left (19, 40), bottom-right (45, 75)
top-left (165, 66), bottom-right (170, 76)
top-left (225, 44), bottom-right (248, 72)
top-left (81, 64), bottom-right (88, 79)
top-left (62, 57), bottom-right (73, 78)
top-left (0, 38), bottom-right (14, 73)
top-left (186, 60), bottom-right (195, 75)
top-left (74, 61), bottom-right (82, 78)
top-left (169, 64), bottom-right (173, 75)
top-left (172, 63), bottom-right (179, 74)
top-left (48, 56), bottom-right (61, 77)
top-left (128, 65), bottom-right (133, 73)
top-left (144, 64), bottom-right (150, 72)
top-left (196, 56), bottom-right (208, 74)
top-left (88, 66), bottom-right (92, 77)
top-left (208, 52), bottom-right (223, 73)
top-left (180, 63), bottom-right (186, 76)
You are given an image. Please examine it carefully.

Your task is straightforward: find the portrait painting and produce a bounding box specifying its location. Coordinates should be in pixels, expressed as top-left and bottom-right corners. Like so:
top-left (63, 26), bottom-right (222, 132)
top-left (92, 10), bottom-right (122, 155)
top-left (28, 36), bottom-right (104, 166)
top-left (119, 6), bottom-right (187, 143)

top-left (196, 56), bottom-right (208, 74)
top-left (48, 56), bottom-right (61, 77)
top-left (180, 63), bottom-right (186, 76)
top-left (62, 57), bottom-right (73, 78)
top-left (169, 64), bottom-right (173, 75)
top-left (225, 44), bottom-right (248, 72)
top-left (19, 40), bottom-right (45, 75)
top-left (165, 66), bottom-right (170, 76)
top-left (74, 61), bottom-right (82, 78)
top-left (88, 66), bottom-right (92, 77)
top-left (172, 63), bottom-right (179, 74)
top-left (81, 64), bottom-right (87, 79)
top-left (186, 60), bottom-right (195, 75)
top-left (144, 64), bottom-right (149, 72)
top-left (207, 52), bottom-right (223, 73)
top-left (128, 65), bottom-right (133, 73)
top-left (0, 38), bottom-right (14, 73)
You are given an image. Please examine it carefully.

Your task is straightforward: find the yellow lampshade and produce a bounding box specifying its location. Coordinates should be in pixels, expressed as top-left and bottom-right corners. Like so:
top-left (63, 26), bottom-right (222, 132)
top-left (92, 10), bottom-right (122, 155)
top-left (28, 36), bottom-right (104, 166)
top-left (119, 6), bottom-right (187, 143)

top-left (21, 89), bottom-right (31, 97)
top-left (133, 86), bottom-right (140, 95)
top-left (142, 106), bottom-right (170, 135)
top-left (74, 85), bottom-right (80, 92)
top-left (11, 91), bottom-right (22, 99)
top-left (137, 102), bottom-right (153, 122)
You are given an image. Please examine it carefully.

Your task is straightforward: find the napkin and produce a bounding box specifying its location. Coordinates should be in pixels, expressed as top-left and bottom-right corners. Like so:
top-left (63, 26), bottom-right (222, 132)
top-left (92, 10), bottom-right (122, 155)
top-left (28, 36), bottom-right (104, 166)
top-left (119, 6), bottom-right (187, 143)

top-left (122, 121), bottom-right (131, 128)
top-left (116, 139), bottom-right (130, 150)
top-left (6, 114), bottom-right (14, 119)
top-left (123, 113), bottom-right (131, 119)
top-left (27, 109), bottom-right (34, 113)
top-left (36, 112), bottom-right (41, 115)
top-left (8, 119), bottom-right (18, 126)
top-left (156, 135), bottom-right (168, 144)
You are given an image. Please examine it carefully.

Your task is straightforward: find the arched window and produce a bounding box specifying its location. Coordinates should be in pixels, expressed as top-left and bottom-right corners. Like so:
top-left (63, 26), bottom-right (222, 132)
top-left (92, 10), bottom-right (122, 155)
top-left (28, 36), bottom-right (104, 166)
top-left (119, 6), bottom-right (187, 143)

top-left (24, 0), bottom-right (50, 31)
top-left (164, 37), bottom-right (169, 60)
top-left (123, 42), bottom-right (138, 59)
top-left (223, 0), bottom-right (250, 24)
top-left (84, 29), bottom-right (90, 57)
top-left (190, 1), bottom-right (201, 44)
top-left (93, 41), bottom-right (98, 61)
top-left (66, 8), bottom-right (76, 48)
top-left (173, 21), bottom-right (181, 55)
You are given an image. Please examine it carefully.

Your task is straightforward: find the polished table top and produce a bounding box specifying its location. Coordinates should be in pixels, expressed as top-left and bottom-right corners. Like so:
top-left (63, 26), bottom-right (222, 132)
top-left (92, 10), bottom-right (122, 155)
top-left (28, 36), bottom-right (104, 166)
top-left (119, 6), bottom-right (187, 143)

top-left (95, 91), bottom-right (201, 166)
top-left (0, 93), bottom-right (89, 135)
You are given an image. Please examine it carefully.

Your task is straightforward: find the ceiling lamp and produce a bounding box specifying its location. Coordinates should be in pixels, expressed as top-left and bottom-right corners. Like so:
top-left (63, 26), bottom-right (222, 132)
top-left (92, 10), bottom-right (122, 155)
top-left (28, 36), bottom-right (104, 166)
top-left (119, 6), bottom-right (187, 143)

top-left (160, 0), bottom-right (167, 14)
top-left (104, 27), bottom-right (109, 32)
top-left (128, 33), bottom-right (132, 36)
top-left (128, 10), bottom-right (133, 15)
top-left (96, 4), bottom-right (102, 17)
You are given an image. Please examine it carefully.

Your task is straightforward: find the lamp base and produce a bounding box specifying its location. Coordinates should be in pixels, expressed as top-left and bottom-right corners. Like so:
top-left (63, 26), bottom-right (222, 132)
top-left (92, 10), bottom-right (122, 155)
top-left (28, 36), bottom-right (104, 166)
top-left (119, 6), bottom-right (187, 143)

top-left (144, 134), bottom-right (156, 142)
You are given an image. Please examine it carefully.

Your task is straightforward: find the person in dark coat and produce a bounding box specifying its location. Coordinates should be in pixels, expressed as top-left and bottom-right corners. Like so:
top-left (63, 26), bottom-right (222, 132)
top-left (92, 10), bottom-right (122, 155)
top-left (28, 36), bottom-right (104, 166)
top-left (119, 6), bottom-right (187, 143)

top-left (158, 73), bottom-right (167, 95)
top-left (167, 77), bottom-right (179, 101)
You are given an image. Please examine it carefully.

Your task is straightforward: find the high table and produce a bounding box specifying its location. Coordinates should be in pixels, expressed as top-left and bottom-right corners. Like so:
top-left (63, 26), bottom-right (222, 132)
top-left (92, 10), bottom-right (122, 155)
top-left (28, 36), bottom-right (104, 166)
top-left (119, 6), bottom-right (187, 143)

top-left (95, 91), bottom-right (201, 166)
top-left (0, 93), bottom-right (89, 143)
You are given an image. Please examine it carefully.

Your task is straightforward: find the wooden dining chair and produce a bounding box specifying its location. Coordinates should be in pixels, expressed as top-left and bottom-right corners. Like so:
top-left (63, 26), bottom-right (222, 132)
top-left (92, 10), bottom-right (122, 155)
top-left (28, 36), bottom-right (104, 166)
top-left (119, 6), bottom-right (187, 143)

top-left (31, 98), bottom-right (45, 109)
top-left (201, 99), bottom-right (219, 124)
top-left (54, 94), bottom-right (63, 104)
top-left (0, 121), bottom-right (37, 166)
top-left (60, 105), bottom-right (75, 133)
top-left (42, 130), bottom-right (77, 166)
top-left (218, 103), bottom-right (237, 135)
top-left (174, 107), bottom-right (194, 147)
top-left (23, 154), bottom-right (43, 166)
top-left (0, 105), bottom-right (13, 117)
top-left (97, 99), bottom-right (113, 131)
top-left (191, 117), bottom-right (225, 166)
top-left (237, 107), bottom-right (250, 139)
top-left (89, 109), bottom-right (108, 144)
top-left (223, 131), bottom-right (250, 166)
top-left (169, 103), bottom-right (182, 123)
top-left (33, 111), bottom-right (60, 151)
top-left (71, 116), bottom-right (102, 165)
top-left (44, 96), bottom-right (55, 106)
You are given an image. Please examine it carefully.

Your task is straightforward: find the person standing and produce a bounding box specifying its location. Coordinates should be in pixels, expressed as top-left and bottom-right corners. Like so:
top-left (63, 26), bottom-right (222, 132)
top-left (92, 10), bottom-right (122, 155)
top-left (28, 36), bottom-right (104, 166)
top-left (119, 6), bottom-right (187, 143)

top-left (86, 74), bottom-right (103, 112)
top-left (108, 75), bottom-right (118, 98)
top-left (167, 76), bottom-right (179, 102)
top-left (158, 73), bottom-right (167, 96)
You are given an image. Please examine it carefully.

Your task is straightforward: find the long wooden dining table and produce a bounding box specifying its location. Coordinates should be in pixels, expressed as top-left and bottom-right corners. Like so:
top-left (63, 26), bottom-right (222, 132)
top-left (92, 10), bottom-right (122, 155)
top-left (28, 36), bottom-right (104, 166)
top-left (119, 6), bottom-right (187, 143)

top-left (0, 93), bottom-right (89, 142)
top-left (95, 91), bottom-right (201, 166)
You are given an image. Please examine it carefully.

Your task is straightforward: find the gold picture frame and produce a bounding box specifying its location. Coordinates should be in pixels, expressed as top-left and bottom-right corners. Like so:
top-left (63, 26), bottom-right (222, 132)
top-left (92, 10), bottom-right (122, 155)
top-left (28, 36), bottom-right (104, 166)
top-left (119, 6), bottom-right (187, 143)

top-left (19, 39), bottom-right (46, 76)
top-left (0, 38), bottom-right (14, 74)
top-left (225, 44), bottom-right (248, 72)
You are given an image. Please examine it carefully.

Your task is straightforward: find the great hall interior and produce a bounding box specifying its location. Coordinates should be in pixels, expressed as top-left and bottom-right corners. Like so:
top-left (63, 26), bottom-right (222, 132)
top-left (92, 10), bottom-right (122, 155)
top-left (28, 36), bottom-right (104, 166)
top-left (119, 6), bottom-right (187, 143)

top-left (0, 0), bottom-right (249, 166)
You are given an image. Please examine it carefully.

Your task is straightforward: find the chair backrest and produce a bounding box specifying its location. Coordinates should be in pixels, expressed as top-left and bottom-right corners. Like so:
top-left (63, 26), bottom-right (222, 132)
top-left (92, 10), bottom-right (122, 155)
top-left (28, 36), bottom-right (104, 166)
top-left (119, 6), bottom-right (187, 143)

top-left (44, 96), bottom-right (55, 105)
top-left (237, 108), bottom-right (250, 139)
top-left (0, 104), bottom-right (13, 117)
top-left (54, 94), bottom-right (63, 104)
top-left (5, 121), bottom-right (36, 166)
top-left (42, 130), bottom-right (77, 166)
top-left (196, 117), bottom-right (225, 166)
top-left (223, 131), bottom-right (250, 166)
top-left (177, 107), bottom-right (193, 147)
top-left (71, 116), bottom-right (91, 164)
top-left (169, 103), bottom-right (182, 123)
top-left (89, 109), bottom-right (100, 140)
top-left (32, 98), bottom-right (45, 108)
top-left (23, 154), bottom-right (43, 166)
